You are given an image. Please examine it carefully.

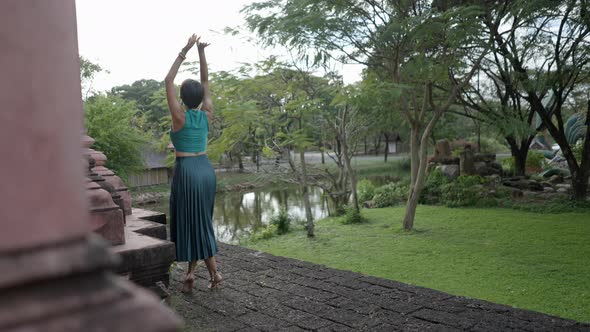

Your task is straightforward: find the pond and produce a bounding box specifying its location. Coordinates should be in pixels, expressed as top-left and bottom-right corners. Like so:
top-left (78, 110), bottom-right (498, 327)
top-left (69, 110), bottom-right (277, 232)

top-left (141, 175), bottom-right (395, 244)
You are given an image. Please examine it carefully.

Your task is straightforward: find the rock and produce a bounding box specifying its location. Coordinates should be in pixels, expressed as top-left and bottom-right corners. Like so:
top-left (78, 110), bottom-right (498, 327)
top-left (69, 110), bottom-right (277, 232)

top-left (549, 175), bottom-right (564, 184)
top-left (557, 188), bottom-right (568, 193)
top-left (433, 139), bottom-right (453, 161)
top-left (460, 145), bottom-right (476, 175)
top-left (543, 187), bottom-right (555, 193)
top-left (555, 183), bottom-right (572, 190)
top-left (439, 164), bottom-right (459, 180)
top-left (474, 153), bottom-right (496, 163)
top-left (486, 174), bottom-right (502, 184)
top-left (474, 161), bottom-right (487, 175)
top-left (523, 191), bottom-right (539, 198)
top-left (528, 181), bottom-right (544, 192)
top-left (503, 186), bottom-right (523, 198)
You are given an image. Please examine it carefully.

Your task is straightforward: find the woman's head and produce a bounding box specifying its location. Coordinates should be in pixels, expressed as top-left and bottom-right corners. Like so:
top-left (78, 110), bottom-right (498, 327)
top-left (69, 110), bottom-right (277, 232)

top-left (180, 79), bottom-right (204, 109)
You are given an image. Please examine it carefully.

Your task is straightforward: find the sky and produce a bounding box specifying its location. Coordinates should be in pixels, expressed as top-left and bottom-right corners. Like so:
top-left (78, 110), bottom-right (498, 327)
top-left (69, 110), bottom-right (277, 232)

top-left (75, 0), bottom-right (364, 92)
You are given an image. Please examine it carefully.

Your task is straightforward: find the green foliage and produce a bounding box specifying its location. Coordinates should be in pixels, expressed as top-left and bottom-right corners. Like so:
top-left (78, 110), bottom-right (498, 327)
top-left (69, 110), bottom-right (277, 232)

top-left (250, 224), bottom-right (279, 242)
top-left (372, 183), bottom-right (409, 208)
top-left (84, 95), bottom-right (150, 180)
top-left (469, 136), bottom-right (507, 153)
top-left (441, 175), bottom-right (488, 207)
top-left (572, 140), bottom-right (584, 162)
top-left (341, 206), bottom-right (366, 224)
top-left (419, 168), bottom-right (450, 204)
top-left (110, 79), bottom-right (167, 130)
top-left (357, 179), bottom-right (376, 203)
top-left (526, 150), bottom-right (546, 169)
top-left (269, 209), bottom-right (292, 235)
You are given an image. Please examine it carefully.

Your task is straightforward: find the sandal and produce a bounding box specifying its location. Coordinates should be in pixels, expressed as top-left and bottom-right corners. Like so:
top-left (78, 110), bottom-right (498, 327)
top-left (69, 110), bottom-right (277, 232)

top-left (208, 272), bottom-right (223, 290)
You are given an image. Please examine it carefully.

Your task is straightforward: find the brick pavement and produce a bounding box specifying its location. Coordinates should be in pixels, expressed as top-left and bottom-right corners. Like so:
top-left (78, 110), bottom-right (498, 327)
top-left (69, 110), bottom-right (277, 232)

top-left (168, 243), bottom-right (589, 332)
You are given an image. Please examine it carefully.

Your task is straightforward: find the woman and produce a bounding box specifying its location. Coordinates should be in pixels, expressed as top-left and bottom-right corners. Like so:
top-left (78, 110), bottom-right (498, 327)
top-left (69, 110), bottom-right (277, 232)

top-left (165, 34), bottom-right (222, 292)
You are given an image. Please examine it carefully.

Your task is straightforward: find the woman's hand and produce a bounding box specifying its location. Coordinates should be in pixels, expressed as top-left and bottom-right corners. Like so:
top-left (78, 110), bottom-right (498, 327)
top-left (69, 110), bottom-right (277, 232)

top-left (197, 39), bottom-right (210, 51)
top-left (182, 34), bottom-right (199, 53)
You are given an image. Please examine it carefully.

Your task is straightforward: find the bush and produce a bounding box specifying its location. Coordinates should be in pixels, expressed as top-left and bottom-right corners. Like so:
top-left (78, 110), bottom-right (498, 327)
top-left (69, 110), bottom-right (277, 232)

top-left (441, 175), bottom-right (488, 207)
top-left (572, 140), bottom-right (584, 162)
top-left (420, 168), bottom-right (450, 204)
top-left (250, 224), bottom-right (278, 242)
top-left (397, 158), bottom-right (411, 171)
top-left (468, 136), bottom-right (507, 153)
top-left (341, 206), bottom-right (366, 224)
top-left (269, 209), bottom-right (292, 235)
top-left (373, 183), bottom-right (409, 208)
top-left (526, 150), bottom-right (546, 169)
top-left (85, 95), bottom-right (150, 180)
top-left (357, 179), bottom-right (376, 203)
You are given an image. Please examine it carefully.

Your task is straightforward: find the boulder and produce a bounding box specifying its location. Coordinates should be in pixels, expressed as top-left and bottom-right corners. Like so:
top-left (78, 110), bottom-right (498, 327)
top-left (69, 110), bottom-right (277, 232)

top-left (557, 188), bottom-right (569, 194)
top-left (543, 187), bottom-right (555, 193)
top-left (439, 164), bottom-right (460, 180)
top-left (549, 175), bottom-right (564, 184)
top-left (474, 161), bottom-right (487, 175)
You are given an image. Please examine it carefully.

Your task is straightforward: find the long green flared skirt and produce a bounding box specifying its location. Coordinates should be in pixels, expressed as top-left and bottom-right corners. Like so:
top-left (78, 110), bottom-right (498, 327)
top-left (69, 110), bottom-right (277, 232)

top-left (170, 155), bottom-right (217, 261)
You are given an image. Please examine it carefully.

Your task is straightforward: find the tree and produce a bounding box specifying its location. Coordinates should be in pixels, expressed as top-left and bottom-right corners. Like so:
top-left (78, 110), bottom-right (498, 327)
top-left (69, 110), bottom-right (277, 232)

top-left (79, 56), bottom-right (105, 100)
top-left (483, 0), bottom-right (590, 199)
top-left (110, 79), bottom-right (167, 131)
top-left (244, 0), bottom-right (492, 230)
top-left (84, 95), bottom-right (150, 180)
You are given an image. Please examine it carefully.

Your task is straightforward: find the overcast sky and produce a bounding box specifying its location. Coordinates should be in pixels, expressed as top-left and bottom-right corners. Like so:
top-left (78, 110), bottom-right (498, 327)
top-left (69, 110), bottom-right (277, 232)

top-left (75, 0), bottom-right (363, 92)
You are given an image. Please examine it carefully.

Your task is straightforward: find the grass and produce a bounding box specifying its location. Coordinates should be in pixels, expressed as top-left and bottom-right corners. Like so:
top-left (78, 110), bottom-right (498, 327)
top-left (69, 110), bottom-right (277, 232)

top-left (246, 205), bottom-right (590, 322)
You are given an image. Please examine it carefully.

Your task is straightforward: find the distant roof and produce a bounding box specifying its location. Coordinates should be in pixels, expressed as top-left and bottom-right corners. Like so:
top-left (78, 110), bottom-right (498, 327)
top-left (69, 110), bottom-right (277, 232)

top-left (142, 148), bottom-right (168, 169)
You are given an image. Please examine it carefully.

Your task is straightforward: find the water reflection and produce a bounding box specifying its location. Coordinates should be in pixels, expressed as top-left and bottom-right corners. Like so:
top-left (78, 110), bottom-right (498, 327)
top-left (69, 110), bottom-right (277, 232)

top-left (141, 175), bottom-right (398, 244)
top-left (141, 185), bottom-right (331, 244)
top-left (213, 186), bottom-right (330, 243)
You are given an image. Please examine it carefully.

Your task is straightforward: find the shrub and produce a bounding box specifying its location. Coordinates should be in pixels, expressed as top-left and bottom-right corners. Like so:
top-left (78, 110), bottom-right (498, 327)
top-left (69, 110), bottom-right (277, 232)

top-left (441, 175), bottom-right (488, 207)
top-left (357, 179), bottom-right (376, 203)
top-left (397, 158), bottom-right (411, 171)
top-left (420, 168), bottom-right (450, 204)
top-left (250, 224), bottom-right (278, 242)
top-left (526, 150), bottom-right (546, 169)
top-left (468, 136), bottom-right (507, 153)
top-left (269, 209), bottom-right (292, 235)
top-left (572, 140), bottom-right (583, 162)
top-left (85, 95), bottom-right (150, 180)
top-left (373, 183), bottom-right (409, 208)
top-left (341, 206), bottom-right (366, 224)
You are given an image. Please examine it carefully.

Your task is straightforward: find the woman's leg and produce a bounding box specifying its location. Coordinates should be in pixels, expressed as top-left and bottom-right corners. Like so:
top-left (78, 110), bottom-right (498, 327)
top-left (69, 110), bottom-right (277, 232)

top-left (181, 260), bottom-right (198, 293)
top-left (204, 256), bottom-right (223, 288)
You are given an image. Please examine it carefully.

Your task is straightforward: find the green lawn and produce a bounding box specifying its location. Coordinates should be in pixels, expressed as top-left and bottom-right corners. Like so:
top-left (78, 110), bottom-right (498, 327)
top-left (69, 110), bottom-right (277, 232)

top-left (246, 205), bottom-right (590, 322)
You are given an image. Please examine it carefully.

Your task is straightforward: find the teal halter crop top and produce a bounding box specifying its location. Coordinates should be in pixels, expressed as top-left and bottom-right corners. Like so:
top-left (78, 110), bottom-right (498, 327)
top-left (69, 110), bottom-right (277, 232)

top-left (170, 109), bottom-right (209, 153)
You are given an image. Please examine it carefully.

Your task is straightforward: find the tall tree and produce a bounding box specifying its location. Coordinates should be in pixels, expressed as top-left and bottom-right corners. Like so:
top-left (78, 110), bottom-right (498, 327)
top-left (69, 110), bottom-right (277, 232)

top-left (483, 0), bottom-right (590, 198)
top-left (244, 0), bottom-right (492, 230)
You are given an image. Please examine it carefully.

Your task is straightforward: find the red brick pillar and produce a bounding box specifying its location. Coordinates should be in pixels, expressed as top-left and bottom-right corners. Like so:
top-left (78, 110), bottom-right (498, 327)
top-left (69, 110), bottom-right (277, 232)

top-left (0, 1), bottom-right (181, 331)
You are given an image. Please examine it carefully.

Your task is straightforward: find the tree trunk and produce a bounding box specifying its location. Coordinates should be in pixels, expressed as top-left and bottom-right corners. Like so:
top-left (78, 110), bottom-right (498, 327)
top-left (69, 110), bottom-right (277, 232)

top-left (572, 101), bottom-right (590, 199)
top-left (374, 136), bottom-right (381, 156)
top-left (256, 149), bottom-right (260, 172)
top-left (506, 136), bottom-right (532, 177)
top-left (409, 123), bottom-right (420, 189)
top-left (364, 137), bottom-right (368, 155)
top-left (341, 106), bottom-right (359, 212)
top-left (384, 133), bottom-right (390, 163)
top-left (320, 140), bottom-right (325, 164)
top-left (237, 153), bottom-right (244, 173)
top-left (299, 149), bottom-right (314, 237)
top-left (403, 112), bottom-right (444, 231)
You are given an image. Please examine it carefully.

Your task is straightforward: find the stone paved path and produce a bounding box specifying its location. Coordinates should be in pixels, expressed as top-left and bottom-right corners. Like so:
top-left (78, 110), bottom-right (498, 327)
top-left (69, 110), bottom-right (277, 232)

top-left (168, 243), bottom-right (589, 332)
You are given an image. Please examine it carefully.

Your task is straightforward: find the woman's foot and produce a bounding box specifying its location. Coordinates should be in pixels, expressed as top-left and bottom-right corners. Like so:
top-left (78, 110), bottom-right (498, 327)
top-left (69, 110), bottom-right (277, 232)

top-left (181, 276), bottom-right (195, 293)
top-left (208, 272), bottom-right (223, 290)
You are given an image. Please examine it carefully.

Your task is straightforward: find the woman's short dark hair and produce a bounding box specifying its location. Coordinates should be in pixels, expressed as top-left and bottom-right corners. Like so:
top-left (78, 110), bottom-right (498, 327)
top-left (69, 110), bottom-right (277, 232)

top-left (180, 79), bottom-right (204, 109)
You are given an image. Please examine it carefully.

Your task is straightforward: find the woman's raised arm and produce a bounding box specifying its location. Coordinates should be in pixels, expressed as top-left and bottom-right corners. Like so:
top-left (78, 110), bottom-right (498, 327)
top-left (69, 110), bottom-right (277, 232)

top-left (197, 40), bottom-right (213, 121)
top-left (165, 34), bottom-right (197, 131)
